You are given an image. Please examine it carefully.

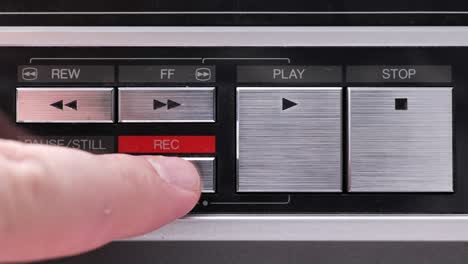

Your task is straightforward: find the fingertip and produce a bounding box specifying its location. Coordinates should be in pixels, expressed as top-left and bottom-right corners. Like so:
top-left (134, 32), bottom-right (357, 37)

top-left (146, 156), bottom-right (202, 194)
top-left (104, 156), bottom-right (201, 241)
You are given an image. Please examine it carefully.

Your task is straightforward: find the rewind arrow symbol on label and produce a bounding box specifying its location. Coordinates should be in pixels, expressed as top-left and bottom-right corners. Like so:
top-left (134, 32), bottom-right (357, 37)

top-left (65, 100), bottom-right (78, 110)
top-left (50, 100), bottom-right (78, 110)
top-left (50, 100), bottom-right (64, 110)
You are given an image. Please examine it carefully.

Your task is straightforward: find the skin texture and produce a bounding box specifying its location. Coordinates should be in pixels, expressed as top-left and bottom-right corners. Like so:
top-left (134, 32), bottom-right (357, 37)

top-left (0, 139), bottom-right (201, 262)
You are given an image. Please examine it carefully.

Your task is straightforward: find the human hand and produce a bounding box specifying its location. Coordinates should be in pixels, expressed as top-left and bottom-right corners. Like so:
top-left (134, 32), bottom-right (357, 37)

top-left (0, 139), bottom-right (201, 262)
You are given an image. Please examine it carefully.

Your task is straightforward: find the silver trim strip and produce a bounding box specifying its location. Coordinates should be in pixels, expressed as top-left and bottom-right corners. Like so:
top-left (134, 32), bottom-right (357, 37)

top-left (2, 11), bottom-right (468, 15)
top-left (129, 215), bottom-right (468, 241)
top-left (3, 27), bottom-right (468, 47)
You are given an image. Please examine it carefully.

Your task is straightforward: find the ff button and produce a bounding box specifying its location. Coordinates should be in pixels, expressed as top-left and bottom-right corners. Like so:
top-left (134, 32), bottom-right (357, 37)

top-left (118, 87), bottom-right (215, 123)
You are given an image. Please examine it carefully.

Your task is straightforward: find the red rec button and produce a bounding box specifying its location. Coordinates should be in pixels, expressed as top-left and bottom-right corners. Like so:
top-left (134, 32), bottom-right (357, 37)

top-left (118, 136), bottom-right (216, 154)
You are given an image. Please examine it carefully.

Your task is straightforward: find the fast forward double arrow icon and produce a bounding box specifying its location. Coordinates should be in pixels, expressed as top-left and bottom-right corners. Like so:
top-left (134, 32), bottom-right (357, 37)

top-left (50, 100), bottom-right (78, 110)
top-left (153, 99), bottom-right (181, 110)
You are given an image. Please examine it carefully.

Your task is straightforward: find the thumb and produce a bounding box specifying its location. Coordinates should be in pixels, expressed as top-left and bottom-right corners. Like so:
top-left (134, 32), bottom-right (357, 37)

top-left (0, 140), bottom-right (201, 262)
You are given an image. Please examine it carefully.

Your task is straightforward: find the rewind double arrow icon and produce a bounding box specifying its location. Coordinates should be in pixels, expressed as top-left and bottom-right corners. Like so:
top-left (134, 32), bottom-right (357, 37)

top-left (153, 99), bottom-right (181, 110)
top-left (50, 100), bottom-right (78, 111)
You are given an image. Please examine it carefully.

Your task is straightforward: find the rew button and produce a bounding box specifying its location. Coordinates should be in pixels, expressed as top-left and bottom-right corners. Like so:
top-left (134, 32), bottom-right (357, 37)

top-left (16, 88), bottom-right (114, 123)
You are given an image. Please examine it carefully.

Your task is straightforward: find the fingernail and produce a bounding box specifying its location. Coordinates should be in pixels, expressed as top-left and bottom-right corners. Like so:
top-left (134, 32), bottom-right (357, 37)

top-left (147, 157), bottom-right (201, 192)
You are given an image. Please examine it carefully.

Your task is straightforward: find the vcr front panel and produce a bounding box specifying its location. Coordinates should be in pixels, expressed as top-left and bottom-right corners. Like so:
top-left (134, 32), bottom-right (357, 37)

top-left (2, 47), bottom-right (465, 215)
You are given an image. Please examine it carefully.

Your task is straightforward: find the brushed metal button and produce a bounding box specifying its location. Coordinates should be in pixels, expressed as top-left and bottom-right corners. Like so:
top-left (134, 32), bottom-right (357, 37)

top-left (16, 88), bottom-right (114, 123)
top-left (118, 87), bottom-right (215, 123)
top-left (237, 87), bottom-right (343, 193)
top-left (348, 87), bottom-right (453, 192)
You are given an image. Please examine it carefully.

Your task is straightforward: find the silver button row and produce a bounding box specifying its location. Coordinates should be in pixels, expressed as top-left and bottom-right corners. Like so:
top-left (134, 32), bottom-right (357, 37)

top-left (237, 87), bottom-right (453, 193)
top-left (17, 86), bottom-right (453, 193)
top-left (16, 87), bottom-right (216, 123)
